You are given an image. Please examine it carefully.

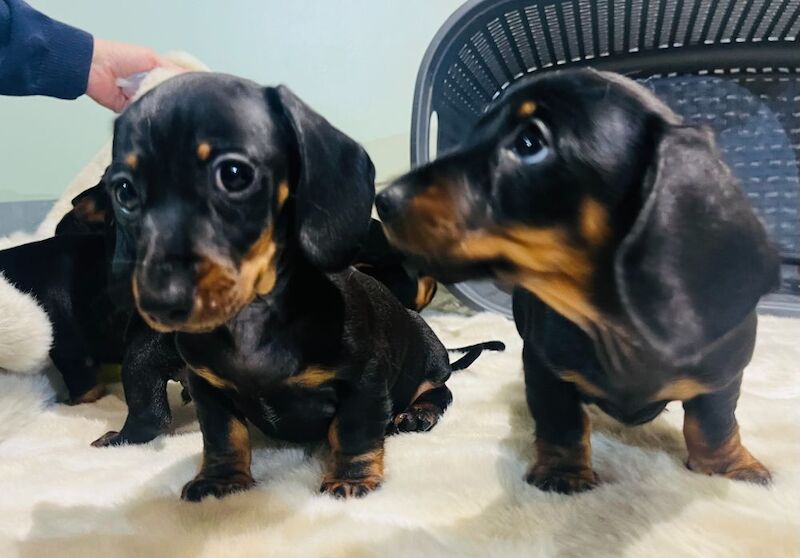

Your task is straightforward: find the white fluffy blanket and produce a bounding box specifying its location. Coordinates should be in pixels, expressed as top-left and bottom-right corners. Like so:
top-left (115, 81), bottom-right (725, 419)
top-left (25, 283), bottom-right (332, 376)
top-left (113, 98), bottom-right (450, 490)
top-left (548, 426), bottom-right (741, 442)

top-left (0, 312), bottom-right (798, 558)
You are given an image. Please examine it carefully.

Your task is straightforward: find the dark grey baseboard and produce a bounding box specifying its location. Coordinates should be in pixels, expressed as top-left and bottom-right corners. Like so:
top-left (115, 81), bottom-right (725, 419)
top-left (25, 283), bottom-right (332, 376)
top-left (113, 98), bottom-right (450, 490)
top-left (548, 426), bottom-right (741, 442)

top-left (0, 200), bottom-right (55, 236)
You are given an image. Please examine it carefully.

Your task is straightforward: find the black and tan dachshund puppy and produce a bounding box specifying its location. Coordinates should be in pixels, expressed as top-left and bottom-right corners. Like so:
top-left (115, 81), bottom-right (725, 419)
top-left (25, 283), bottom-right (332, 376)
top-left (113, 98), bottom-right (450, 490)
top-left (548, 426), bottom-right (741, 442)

top-left (0, 186), bottom-right (188, 441)
top-left (377, 69), bottom-right (780, 493)
top-left (104, 73), bottom-right (499, 501)
top-left (60, 189), bottom-right (439, 447)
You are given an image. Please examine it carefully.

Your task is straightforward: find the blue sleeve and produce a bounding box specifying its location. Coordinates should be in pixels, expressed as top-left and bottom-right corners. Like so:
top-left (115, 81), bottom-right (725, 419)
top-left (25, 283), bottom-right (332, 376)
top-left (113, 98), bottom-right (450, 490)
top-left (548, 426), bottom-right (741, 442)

top-left (0, 0), bottom-right (94, 99)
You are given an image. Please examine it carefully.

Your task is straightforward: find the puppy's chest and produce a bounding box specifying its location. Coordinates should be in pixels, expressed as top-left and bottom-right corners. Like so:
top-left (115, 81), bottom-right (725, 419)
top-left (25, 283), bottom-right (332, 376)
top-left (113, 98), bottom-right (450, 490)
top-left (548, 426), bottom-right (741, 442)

top-left (179, 332), bottom-right (312, 390)
top-left (178, 330), bottom-right (340, 439)
top-left (532, 312), bottom-right (715, 412)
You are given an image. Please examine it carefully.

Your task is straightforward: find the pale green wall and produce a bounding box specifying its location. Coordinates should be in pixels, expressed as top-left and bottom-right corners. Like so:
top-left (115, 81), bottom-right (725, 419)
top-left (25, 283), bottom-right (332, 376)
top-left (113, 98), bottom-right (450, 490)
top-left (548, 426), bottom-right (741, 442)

top-left (0, 0), bottom-right (464, 202)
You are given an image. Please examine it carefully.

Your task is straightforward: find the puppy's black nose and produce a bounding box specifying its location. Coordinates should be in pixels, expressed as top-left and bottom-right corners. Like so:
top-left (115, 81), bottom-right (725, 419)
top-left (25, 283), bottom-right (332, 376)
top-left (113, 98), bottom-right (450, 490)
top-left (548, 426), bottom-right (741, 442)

top-left (136, 269), bottom-right (195, 326)
top-left (375, 185), bottom-right (408, 224)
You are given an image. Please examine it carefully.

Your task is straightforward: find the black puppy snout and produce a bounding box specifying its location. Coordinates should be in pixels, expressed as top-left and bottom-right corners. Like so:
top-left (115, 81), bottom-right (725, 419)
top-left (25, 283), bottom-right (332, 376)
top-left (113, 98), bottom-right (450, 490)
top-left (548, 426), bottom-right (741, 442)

top-left (136, 263), bottom-right (196, 325)
top-left (375, 185), bottom-right (409, 224)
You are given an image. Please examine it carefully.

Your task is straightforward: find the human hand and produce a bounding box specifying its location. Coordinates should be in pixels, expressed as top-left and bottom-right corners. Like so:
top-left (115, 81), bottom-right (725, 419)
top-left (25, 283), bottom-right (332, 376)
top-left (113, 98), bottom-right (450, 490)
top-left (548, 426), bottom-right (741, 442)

top-left (87, 38), bottom-right (182, 112)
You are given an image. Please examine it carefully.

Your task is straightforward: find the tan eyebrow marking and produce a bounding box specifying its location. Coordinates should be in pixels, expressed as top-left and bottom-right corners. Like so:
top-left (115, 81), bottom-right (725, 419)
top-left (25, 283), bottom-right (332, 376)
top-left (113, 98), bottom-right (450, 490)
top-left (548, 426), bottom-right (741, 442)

top-left (579, 197), bottom-right (610, 248)
top-left (517, 100), bottom-right (537, 118)
top-left (197, 142), bottom-right (212, 161)
top-left (125, 153), bottom-right (138, 170)
top-left (277, 180), bottom-right (290, 209)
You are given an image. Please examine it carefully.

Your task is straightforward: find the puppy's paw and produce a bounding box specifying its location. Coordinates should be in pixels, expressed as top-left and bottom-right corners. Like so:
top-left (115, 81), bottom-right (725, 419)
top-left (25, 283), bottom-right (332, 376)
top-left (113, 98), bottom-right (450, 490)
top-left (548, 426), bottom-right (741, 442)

top-left (91, 427), bottom-right (163, 447)
top-left (320, 477), bottom-right (382, 499)
top-left (687, 454), bottom-right (772, 486)
top-left (91, 431), bottom-right (124, 447)
top-left (725, 465), bottom-right (772, 485)
top-left (180, 474), bottom-right (255, 502)
top-left (525, 466), bottom-right (598, 494)
top-left (388, 404), bottom-right (440, 435)
top-left (69, 384), bottom-right (107, 405)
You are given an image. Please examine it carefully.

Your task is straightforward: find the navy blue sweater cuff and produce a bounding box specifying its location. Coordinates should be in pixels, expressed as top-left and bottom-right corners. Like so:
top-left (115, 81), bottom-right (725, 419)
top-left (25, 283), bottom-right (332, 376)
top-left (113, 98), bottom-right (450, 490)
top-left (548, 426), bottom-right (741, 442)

top-left (34, 15), bottom-right (94, 99)
top-left (0, 1), bottom-right (94, 99)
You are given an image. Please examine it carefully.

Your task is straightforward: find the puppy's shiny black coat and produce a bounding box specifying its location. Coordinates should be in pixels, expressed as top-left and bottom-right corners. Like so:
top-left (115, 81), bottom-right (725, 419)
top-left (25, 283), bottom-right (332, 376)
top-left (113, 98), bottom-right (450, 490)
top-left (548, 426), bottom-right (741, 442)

top-left (63, 190), bottom-right (439, 448)
top-left (377, 69), bottom-right (780, 493)
top-left (106, 73), bottom-right (490, 501)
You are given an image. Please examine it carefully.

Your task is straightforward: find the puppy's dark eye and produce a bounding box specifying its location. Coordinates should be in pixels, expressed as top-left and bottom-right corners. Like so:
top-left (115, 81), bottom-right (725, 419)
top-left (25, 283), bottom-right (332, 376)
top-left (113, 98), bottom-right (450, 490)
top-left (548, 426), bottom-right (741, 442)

top-left (214, 157), bottom-right (255, 193)
top-left (112, 178), bottom-right (140, 214)
top-left (512, 120), bottom-right (550, 165)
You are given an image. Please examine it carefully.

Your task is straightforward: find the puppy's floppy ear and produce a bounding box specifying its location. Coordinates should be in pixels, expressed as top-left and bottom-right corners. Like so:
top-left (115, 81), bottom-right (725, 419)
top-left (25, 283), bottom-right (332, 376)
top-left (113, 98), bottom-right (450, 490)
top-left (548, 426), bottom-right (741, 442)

top-left (615, 125), bottom-right (780, 365)
top-left (70, 181), bottom-right (110, 224)
top-left (55, 180), bottom-right (111, 235)
top-left (270, 85), bottom-right (375, 271)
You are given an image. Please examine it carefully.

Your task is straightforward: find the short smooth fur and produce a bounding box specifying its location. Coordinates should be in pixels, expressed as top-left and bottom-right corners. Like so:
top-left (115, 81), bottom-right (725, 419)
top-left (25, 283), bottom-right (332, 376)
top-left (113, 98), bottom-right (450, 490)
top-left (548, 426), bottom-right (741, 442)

top-left (377, 68), bottom-right (780, 493)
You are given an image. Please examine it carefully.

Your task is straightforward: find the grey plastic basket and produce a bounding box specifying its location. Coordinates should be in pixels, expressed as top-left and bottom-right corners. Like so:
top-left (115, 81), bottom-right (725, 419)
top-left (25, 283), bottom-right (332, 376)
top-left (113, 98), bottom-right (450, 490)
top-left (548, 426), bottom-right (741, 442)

top-left (411, 0), bottom-right (800, 317)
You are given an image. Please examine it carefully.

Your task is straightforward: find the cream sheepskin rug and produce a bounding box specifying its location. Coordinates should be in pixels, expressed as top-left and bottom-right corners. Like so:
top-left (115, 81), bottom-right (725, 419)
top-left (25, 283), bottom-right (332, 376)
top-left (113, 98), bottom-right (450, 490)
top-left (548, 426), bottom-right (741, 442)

top-left (0, 312), bottom-right (798, 558)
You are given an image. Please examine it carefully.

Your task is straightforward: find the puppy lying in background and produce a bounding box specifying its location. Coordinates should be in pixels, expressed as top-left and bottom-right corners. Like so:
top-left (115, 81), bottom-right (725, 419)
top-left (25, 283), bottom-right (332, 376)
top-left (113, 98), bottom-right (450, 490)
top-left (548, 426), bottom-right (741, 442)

top-left (0, 185), bottom-right (187, 442)
top-left (0, 229), bottom-right (118, 404)
top-left (356, 219), bottom-right (438, 311)
top-left (377, 68), bottom-right (779, 493)
top-left (104, 73), bottom-right (501, 501)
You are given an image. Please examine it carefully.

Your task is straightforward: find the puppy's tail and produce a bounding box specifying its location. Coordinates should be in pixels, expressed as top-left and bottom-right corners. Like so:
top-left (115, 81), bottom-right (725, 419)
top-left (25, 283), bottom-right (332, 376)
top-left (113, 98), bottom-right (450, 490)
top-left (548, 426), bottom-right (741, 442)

top-left (448, 341), bottom-right (505, 371)
top-left (0, 274), bottom-right (53, 374)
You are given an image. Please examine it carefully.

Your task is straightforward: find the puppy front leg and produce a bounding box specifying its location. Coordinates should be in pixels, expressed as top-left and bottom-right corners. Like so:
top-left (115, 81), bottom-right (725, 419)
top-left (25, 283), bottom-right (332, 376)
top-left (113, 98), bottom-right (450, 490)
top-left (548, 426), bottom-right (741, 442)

top-left (524, 345), bottom-right (597, 494)
top-left (181, 373), bottom-right (255, 502)
top-left (93, 320), bottom-right (180, 446)
top-left (321, 385), bottom-right (391, 499)
top-left (683, 374), bottom-right (770, 485)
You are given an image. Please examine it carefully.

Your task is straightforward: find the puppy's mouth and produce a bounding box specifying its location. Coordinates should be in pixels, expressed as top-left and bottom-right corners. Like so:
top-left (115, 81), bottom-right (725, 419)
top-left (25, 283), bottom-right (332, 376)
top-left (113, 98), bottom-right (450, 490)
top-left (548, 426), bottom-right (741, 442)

top-left (382, 213), bottom-right (462, 259)
top-left (134, 272), bottom-right (245, 334)
top-left (384, 210), bottom-right (594, 287)
top-left (138, 310), bottom-right (228, 334)
top-left (134, 227), bottom-right (278, 333)
top-left (378, 184), bottom-right (502, 284)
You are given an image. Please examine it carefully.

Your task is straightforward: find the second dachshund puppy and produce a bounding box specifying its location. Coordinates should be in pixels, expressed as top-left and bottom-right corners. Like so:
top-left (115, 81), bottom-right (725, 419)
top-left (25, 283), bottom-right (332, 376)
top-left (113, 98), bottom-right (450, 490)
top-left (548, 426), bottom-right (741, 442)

top-left (377, 69), bottom-right (779, 493)
top-left (105, 73), bottom-right (499, 501)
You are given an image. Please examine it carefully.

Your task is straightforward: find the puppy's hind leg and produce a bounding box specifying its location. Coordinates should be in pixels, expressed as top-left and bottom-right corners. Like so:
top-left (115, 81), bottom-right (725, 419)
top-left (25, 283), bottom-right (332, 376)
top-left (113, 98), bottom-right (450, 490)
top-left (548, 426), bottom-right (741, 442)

top-left (388, 382), bottom-right (453, 434)
top-left (389, 329), bottom-right (453, 435)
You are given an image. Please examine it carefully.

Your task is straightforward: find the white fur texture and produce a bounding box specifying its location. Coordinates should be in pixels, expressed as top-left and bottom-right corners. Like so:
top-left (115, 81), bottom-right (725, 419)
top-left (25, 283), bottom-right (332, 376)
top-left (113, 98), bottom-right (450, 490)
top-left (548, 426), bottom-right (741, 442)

top-left (0, 313), bottom-right (797, 558)
top-left (0, 274), bottom-right (52, 374)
